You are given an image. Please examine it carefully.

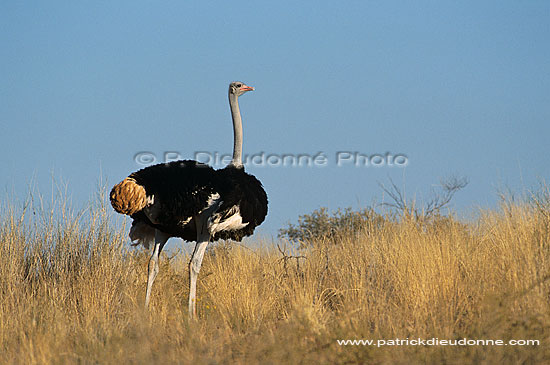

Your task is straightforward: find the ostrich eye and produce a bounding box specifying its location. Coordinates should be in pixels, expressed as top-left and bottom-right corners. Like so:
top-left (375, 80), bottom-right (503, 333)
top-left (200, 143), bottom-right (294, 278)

top-left (236, 83), bottom-right (242, 88)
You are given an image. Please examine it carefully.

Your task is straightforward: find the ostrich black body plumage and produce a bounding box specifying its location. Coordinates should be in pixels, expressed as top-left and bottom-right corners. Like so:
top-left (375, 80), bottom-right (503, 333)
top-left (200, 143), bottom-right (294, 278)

top-left (128, 160), bottom-right (267, 243)
top-left (211, 164), bottom-right (268, 240)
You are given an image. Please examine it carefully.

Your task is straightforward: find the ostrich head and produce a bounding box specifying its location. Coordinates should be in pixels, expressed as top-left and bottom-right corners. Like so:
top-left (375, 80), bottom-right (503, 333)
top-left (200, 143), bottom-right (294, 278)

top-left (229, 81), bottom-right (254, 97)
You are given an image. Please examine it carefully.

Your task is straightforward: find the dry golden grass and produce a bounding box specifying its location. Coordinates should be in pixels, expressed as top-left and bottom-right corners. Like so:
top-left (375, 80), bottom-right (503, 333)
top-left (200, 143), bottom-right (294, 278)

top-left (1, 189), bottom-right (549, 364)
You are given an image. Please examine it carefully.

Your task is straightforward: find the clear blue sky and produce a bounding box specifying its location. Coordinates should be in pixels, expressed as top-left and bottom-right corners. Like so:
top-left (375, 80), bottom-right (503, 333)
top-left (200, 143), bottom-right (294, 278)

top-left (2, 1), bottom-right (549, 239)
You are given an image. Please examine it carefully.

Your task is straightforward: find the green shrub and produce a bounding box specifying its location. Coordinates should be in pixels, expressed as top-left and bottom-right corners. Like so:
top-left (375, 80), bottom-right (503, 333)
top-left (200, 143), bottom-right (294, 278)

top-left (278, 207), bottom-right (388, 247)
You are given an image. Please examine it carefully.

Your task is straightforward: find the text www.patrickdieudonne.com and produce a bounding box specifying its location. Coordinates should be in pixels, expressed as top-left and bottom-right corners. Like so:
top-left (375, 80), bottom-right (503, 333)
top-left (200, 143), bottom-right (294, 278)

top-left (336, 338), bottom-right (540, 347)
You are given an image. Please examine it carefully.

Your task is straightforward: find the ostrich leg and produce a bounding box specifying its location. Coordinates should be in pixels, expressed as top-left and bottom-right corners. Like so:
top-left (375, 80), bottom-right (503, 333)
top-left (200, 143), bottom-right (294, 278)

top-left (145, 230), bottom-right (169, 307)
top-left (188, 217), bottom-right (211, 319)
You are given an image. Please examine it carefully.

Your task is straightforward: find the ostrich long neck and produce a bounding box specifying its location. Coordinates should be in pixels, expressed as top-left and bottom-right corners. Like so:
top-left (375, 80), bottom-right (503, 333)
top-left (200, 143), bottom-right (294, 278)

top-left (229, 93), bottom-right (243, 168)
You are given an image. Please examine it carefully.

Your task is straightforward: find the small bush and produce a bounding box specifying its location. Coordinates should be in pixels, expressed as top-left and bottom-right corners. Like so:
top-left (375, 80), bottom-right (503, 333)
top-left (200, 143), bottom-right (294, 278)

top-left (278, 207), bottom-right (388, 246)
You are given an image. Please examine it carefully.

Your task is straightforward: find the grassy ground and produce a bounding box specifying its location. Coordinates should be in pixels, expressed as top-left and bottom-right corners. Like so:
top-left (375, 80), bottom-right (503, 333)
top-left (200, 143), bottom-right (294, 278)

top-left (1, 189), bottom-right (549, 364)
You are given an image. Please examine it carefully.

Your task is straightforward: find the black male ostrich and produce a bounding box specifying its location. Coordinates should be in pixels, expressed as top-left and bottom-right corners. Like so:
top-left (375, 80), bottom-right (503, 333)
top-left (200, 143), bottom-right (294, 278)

top-left (110, 82), bottom-right (268, 318)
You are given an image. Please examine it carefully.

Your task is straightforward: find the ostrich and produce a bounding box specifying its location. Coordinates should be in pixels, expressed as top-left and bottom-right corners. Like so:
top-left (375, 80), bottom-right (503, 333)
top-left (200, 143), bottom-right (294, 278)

top-left (110, 81), bottom-right (268, 318)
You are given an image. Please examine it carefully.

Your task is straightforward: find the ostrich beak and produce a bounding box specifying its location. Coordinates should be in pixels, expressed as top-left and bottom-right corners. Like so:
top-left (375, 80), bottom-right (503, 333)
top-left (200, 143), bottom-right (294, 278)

top-left (241, 85), bottom-right (254, 91)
